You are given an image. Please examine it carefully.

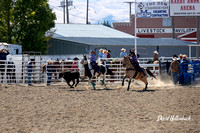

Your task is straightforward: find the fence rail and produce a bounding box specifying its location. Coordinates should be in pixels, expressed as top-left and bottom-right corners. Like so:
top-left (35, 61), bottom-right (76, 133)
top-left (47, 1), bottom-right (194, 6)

top-left (0, 58), bottom-right (160, 84)
top-left (1, 57), bottom-right (199, 85)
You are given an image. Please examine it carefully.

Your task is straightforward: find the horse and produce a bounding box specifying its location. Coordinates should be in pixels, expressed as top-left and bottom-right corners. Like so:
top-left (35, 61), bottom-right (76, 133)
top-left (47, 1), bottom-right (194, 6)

top-left (122, 56), bottom-right (157, 91)
top-left (80, 55), bottom-right (114, 90)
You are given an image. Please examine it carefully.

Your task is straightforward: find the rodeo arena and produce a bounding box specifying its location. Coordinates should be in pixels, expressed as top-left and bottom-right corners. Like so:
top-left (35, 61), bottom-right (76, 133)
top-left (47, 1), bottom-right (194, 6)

top-left (0, 2), bottom-right (200, 133)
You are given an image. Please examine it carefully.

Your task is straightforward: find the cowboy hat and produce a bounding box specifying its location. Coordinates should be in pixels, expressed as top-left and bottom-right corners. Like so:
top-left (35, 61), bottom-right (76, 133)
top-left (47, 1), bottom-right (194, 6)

top-left (183, 54), bottom-right (187, 58)
top-left (121, 48), bottom-right (126, 51)
top-left (153, 51), bottom-right (158, 54)
top-left (173, 57), bottom-right (177, 61)
top-left (73, 57), bottom-right (79, 60)
top-left (90, 50), bottom-right (95, 53)
top-left (99, 49), bottom-right (104, 52)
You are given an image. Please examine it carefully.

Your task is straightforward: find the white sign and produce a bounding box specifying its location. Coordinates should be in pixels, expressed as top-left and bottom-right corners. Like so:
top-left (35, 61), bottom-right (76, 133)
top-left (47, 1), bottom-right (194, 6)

top-left (136, 2), bottom-right (169, 18)
top-left (137, 28), bottom-right (196, 33)
top-left (170, 0), bottom-right (200, 16)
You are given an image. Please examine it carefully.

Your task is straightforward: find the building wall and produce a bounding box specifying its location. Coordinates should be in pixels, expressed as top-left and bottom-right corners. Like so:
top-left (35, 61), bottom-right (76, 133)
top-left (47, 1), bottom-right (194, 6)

top-left (113, 16), bottom-right (197, 39)
top-left (90, 45), bottom-right (194, 58)
top-left (47, 38), bottom-right (90, 55)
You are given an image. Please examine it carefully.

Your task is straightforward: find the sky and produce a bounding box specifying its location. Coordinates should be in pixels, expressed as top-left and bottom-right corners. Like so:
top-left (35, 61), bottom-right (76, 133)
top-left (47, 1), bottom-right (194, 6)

top-left (48, 0), bottom-right (164, 25)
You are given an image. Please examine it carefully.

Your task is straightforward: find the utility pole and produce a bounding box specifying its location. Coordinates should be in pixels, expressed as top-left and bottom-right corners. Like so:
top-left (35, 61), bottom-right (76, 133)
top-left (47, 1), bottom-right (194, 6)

top-left (196, 16), bottom-right (200, 58)
top-left (86, 0), bottom-right (89, 24)
top-left (66, 0), bottom-right (69, 24)
top-left (60, 1), bottom-right (65, 23)
top-left (124, 1), bottom-right (134, 22)
top-left (172, 16), bottom-right (175, 39)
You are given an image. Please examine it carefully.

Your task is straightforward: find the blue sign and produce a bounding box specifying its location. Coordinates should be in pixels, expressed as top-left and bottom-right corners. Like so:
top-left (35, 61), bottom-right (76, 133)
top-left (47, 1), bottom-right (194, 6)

top-left (136, 2), bottom-right (169, 18)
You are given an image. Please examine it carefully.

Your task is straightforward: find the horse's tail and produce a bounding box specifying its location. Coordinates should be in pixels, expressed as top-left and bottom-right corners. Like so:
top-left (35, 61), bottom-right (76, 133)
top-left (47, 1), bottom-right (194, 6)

top-left (146, 69), bottom-right (157, 79)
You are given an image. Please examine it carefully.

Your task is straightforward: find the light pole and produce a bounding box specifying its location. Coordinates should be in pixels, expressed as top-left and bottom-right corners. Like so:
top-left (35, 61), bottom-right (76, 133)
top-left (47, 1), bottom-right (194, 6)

top-left (124, 1), bottom-right (134, 22)
top-left (86, 0), bottom-right (89, 24)
top-left (134, 0), bottom-right (137, 55)
top-left (60, 1), bottom-right (65, 23)
top-left (66, 0), bottom-right (69, 24)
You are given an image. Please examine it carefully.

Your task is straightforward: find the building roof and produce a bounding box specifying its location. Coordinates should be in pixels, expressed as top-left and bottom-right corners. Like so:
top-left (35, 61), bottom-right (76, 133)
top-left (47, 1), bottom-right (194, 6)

top-left (53, 24), bottom-right (135, 38)
top-left (52, 24), bottom-right (193, 46)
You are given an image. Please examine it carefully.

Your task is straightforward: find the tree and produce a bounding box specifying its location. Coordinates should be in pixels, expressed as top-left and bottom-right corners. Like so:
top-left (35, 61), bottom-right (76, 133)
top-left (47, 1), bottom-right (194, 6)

top-left (0, 0), bottom-right (15, 43)
top-left (102, 20), bottom-right (112, 28)
top-left (14, 0), bottom-right (56, 54)
top-left (0, 0), bottom-right (56, 54)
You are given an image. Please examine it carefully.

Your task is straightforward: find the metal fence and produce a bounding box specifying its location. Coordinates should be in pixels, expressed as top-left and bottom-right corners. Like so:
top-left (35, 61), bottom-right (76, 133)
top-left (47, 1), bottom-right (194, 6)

top-left (0, 58), bottom-right (160, 85)
top-left (1, 57), bottom-right (199, 85)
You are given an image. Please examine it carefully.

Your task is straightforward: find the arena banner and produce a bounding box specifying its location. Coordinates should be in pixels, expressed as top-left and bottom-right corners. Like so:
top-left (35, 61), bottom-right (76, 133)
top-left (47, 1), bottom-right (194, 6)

top-left (170, 0), bottom-right (200, 16)
top-left (136, 2), bottom-right (169, 18)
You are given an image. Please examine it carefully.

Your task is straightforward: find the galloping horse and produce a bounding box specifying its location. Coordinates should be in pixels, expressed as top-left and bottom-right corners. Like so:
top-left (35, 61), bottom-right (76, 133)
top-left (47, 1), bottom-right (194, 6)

top-left (80, 55), bottom-right (114, 90)
top-left (122, 56), bottom-right (156, 91)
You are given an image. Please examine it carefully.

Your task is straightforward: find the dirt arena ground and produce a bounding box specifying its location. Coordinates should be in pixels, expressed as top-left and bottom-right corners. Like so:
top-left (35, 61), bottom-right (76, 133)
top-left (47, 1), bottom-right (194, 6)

top-left (0, 80), bottom-right (199, 133)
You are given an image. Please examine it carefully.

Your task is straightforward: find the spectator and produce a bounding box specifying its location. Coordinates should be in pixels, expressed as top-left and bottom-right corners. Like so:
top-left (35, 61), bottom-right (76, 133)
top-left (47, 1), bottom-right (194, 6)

top-left (46, 60), bottom-right (55, 86)
top-left (178, 54), bottom-right (183, 63)
top-left (120, 48), bottom-right (127, 58)
top-left (172, 54), bottom-right (178, 58)
top-left (103, 50), bottom-right (108, 59)
top-left (107, 50), bottom-right (111, 58)
top-left (153, 51), bottom-right (159, 62)
top-left (0, 49), bottom-right (10, 60)
top-left (0, 49), bottom-right (10, 73)
top-left (71, 57), bottom-right (79, 71)
top-left (180, 55), bottom-right (189, 73)
top-left (99, 49), bottom-right (104, 58)
top-left (170, 57), bottom-right (179, 85)
top-left (27, 59), bottom-right (35, 86)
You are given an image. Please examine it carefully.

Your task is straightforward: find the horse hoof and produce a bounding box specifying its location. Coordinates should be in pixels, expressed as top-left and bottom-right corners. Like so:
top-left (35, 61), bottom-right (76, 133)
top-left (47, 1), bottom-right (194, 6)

top-left (70, 87), bottom-right (74, 88)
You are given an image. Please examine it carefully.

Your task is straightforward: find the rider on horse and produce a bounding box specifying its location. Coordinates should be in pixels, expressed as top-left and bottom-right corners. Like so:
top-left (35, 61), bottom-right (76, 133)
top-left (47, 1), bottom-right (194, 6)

top-left (129, 50), bottom-right (146, 76)
top-left (89, 50), bottom-right (100, 74)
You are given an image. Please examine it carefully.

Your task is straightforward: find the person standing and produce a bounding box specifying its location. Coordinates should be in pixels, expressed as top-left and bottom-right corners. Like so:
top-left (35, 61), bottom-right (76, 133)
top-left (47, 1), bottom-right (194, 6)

top-left (98, 49), bottom-right (104, 58)
top-left (0, 49), bottom-right (10, 60)
top-left (103, 50), bottom-right (108, 59)
top-left (27, 59), bottom-right (35, 86)
top-left (71, 57), bottom-right (79, 71)
top-left (178, 54), bottom-right (183, 63)
top-left (120, 48), bottom-right (127, 58)
top-left (107, 50), bottom-right (111, 58)
top-left (153, 51), bottom-right (159, 62)
top-left (0, 49), bottom-right (10, 82)
top-left (46, 60), bottom-right (55, 86)
top-left (170, 57), bottom-right (179, 85)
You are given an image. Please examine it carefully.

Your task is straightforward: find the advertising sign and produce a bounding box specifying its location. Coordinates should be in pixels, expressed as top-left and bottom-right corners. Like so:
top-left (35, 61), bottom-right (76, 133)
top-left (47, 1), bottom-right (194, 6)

top-left (170, 0), bottom-right (200, 16)
top-left (136, 2), bottom-right (169, 18)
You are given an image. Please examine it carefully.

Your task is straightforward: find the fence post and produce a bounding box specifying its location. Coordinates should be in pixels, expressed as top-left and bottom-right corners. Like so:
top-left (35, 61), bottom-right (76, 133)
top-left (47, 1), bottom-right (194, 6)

top-left (3, 61), bottom-right (7, 84)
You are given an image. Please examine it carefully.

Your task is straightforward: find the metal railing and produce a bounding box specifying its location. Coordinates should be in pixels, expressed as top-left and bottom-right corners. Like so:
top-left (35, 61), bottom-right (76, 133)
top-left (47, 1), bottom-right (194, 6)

top-left (0, 58), bottom-right (163, 84)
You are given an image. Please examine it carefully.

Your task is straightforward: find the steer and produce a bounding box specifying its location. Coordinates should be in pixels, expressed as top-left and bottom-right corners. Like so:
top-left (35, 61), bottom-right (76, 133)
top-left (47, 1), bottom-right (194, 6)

top-left (59, 71), bottom-right (80, 88)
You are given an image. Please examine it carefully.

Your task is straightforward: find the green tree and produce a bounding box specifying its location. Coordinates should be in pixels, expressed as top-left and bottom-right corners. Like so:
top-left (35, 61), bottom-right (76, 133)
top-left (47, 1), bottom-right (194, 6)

top-left (0, 0), bottom-right (15, 43)
top-left (14, 0), bottom-right (56, 54)
top-left (102, 20), bottom-right (111, 28)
